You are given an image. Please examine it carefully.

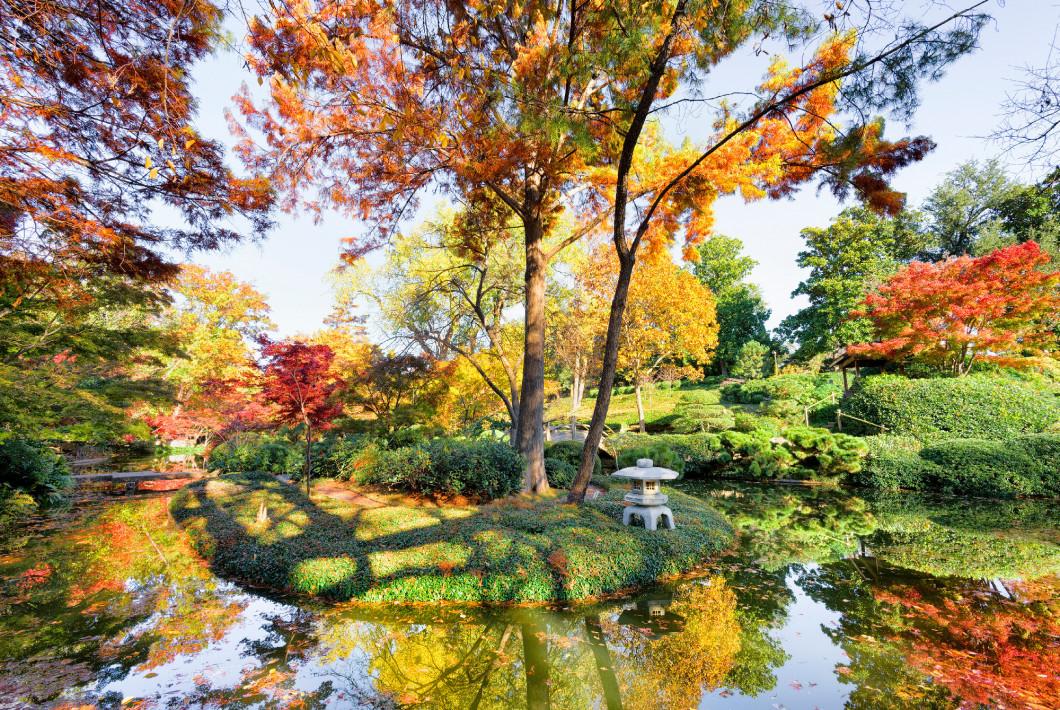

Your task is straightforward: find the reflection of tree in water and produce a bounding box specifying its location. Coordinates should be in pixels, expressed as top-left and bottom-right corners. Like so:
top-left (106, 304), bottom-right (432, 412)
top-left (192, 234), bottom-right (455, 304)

top-left (865, 492), bottom-right (1060, 579)
top-left (317, 612), bottom-right (601, 709)
top-left (311, 577), bottom-right (745, 710)
top-left (872, 574), bottom-right (1060, 709)
top-left (710, 559), bottom-right (793, 697)
top-left (0, 499), bottom-right (248, 706)
top-left (604, 578), bottom-right (741, 710)
top-left (702, 484), bottom-right (877, 569)
top-left (798, 560), bottom-right (1060, 709)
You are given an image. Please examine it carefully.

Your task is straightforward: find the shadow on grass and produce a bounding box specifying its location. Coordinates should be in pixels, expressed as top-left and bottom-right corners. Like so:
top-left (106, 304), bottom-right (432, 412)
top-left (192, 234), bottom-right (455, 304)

top-left (170, 473), bottom-right (732, 603)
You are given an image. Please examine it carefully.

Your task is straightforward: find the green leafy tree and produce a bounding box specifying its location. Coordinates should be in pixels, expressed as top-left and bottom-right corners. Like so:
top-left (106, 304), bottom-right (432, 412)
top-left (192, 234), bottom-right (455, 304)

top-left (694, 235), bottom-right (771, 376)
top-left (920, 158), bottom-right (1021, 260)
top-left (776, 208), bottom-right (926, 360)
top-left (974, 168), bottom-right (1060, 264)
top-left (0, 269), bottom-right (178, 441)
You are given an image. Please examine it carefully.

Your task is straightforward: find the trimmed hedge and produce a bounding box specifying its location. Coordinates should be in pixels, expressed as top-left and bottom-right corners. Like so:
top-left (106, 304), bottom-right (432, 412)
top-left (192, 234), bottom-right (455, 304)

top-left (170, 473), bottom-right (734, 603)
top-left (850, 435), bottom-right (933, 490)
top-left (856, 432), bottom-right (1060, 499)
top-left (844, 374), bottom-right (1060, 441)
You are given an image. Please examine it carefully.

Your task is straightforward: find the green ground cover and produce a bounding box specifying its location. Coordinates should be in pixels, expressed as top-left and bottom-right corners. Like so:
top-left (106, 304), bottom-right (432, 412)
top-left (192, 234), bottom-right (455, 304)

top-left (170, 472), bottom-right (734, 604)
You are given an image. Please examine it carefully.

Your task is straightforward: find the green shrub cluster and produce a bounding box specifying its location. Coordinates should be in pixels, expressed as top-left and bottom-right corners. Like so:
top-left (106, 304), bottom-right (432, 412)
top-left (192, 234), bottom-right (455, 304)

top-left (357, 439), bottom-right (526, 500)
top-left (671, 391), bottom-right (734, 433)
top-left (543, 458), bottom-right (577, 488)
top-left (610, 433), bottom-right (722, 477)
top-left (844, 374), bottom-right (1060, 441)
top-left (0, 438), bottom-right (72, 505)
top-left (855, 432), bottom-right (1060, 499)
top-left (207, 434), bottom-right (378, 480)
top-left (721, 374), bottom-right (841, 426)
top-left (616, 442), bottom-right (686, 476)
top-left (207, 437), bottom-right (300, 474)
top-left (849, 435), bottom-right (927, 490)
top-left (544, 440), bottom-right (602, 475)
top-left (614, 426), bottom-right (867, 482)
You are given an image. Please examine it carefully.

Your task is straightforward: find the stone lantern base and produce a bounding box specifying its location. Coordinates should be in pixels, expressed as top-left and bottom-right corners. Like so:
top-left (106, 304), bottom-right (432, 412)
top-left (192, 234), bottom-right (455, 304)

top-left (622, 504), bottom-right (675, 531)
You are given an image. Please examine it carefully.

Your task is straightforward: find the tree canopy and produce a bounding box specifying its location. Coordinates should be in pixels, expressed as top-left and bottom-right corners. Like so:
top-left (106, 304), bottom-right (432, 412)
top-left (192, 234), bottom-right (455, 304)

top-left (850, 242), bottom-right (1060, 375)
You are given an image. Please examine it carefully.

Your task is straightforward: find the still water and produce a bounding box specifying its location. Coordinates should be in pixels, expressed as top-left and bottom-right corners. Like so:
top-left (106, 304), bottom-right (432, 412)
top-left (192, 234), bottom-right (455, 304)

top-left (0, 482), bottom-right (1058, 709)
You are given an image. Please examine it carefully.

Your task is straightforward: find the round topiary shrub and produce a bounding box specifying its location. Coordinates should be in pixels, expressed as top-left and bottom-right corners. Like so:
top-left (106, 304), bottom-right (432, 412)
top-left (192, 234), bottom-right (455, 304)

top-left (544, 440), bottom-right (602, 475)
top-left (543, 457), bottom-right (577, 488)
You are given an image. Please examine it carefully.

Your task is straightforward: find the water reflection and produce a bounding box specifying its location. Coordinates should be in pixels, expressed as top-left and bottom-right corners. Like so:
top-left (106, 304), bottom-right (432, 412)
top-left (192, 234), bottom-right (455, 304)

top-left (0, 484), bottom-right (1058, 709)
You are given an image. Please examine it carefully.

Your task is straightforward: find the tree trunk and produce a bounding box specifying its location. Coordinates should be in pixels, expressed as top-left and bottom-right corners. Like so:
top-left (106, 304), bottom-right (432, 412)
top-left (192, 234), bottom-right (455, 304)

top-left (521, 621), bottom-right (551, 710)
top-left (567, 1), bottom-right (686, 504)
top-left (584, 615), bottom-right (623, 710)
top-left (567, 256), bottom-right (636, 502)
top-left (720, 360), bottom-right (729, 378)
top-left (635, 381), bottom-right (646, 433)
top-left (305, 424), bottom-right (312, 498)
top-left (516, 212), bottom-right (549, 494)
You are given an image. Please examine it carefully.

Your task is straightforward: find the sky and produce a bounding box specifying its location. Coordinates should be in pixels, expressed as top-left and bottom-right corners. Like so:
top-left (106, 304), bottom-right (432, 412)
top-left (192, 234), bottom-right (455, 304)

top-left (179, 1), bottom-right (1060, 338)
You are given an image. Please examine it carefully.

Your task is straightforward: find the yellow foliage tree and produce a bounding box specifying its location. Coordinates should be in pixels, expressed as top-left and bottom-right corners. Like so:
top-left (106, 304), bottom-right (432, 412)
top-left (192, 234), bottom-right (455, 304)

top-left (581, 246), bottom-right (718, 432)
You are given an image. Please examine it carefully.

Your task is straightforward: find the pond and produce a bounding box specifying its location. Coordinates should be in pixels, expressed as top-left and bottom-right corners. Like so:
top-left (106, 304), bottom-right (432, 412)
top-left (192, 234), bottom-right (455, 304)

top-left (72, 452), bottom-right (206, 475)
top-left (1, 482), bottom-right (1058, 709)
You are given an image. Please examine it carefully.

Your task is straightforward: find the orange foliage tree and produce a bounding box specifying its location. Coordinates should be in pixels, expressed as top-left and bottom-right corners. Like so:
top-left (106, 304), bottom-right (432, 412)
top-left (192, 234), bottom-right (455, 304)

top-left (565, 3), bottom-right (989, 502)
top-left (152, 266), bottom-right (274, 445)
top-left (0, 0), bottom-right (274, 309)
top-left (849, 242), bottom-right (1060, 375)
top-left (235, 1), bottom-right (986, 495)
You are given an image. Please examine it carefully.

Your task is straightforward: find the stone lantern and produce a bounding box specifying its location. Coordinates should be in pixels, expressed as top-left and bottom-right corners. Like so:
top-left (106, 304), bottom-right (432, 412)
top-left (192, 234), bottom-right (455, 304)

top-left (612, 458), bottom-right (678, 530)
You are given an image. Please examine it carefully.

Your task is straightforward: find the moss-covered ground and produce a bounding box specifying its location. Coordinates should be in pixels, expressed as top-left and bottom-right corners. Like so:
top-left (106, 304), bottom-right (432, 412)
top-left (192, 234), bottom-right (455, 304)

top-left (169, 473), bottom-right (734, 604)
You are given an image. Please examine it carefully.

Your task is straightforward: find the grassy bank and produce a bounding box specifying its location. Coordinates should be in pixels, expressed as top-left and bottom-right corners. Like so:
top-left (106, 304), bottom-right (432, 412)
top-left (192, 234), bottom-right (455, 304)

top-left (544, 379), bottom-right (723, 430)
top-left (170, 473), bottom-right (734, 604)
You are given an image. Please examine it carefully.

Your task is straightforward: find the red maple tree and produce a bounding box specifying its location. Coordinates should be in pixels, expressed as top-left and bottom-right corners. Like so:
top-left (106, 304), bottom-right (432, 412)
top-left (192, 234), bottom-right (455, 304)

top-left (849, 242), bottom-right (1060, 375)
top-left (256, 338), bottom-right (344, 495)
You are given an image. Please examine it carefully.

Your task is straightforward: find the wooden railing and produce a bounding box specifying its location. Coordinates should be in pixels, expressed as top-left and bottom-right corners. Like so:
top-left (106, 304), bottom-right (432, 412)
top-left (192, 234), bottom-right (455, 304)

top-left (835, 409), bottom-right (887, 432)
top-left (802, 391), bottom-right (838, 426)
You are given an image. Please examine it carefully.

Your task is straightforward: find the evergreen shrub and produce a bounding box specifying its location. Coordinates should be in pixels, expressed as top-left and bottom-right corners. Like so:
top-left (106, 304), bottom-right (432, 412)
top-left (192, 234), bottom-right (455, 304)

top-left (358, 439), bottom-right (526, 500)
top-left (0, 438), bottom-right (72, 504)
top-left (543, 457), bottom-right (577, 488)
top-left (856, 432), bottom-right (1060, 499)
top-left (851, 435), bottom-right (937, 490)
top-left (616, 441), bottom-right (686, 476)
top-left (844, 374), bottom-right (1060, 441)
top-left (920, 438), bottom-right (1043, 499)
top-left (614, 425), bottom-right (867, 482)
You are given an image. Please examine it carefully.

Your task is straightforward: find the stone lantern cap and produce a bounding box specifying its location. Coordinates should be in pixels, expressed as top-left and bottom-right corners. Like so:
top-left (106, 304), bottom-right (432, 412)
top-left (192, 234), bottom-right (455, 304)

top-left (612, 458), bottom-right (680, 481)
